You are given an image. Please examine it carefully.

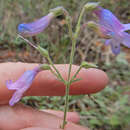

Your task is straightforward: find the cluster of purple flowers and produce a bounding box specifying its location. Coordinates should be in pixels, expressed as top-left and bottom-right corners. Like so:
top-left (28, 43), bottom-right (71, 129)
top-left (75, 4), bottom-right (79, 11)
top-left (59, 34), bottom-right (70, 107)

top-left (6, 4), bottom-right (130, 106)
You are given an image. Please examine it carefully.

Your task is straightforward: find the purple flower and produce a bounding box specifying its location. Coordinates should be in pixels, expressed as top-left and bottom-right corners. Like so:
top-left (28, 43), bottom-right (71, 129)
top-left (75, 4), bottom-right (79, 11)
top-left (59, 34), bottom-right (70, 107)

top-left (6, 67), bottom-right (41, 106)
top-left (93, 7), bottom-right (130, 55)
top-left (18, 13), bottom-right (54, 37)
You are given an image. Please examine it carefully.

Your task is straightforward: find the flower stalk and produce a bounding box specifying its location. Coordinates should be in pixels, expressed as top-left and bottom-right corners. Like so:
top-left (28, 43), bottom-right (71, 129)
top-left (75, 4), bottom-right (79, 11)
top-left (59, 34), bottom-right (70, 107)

top-left (61, 6), bottom-right (86, 129)
top-left (47, 55), bottom-right (65, 82)
top-left (62, 82), bottom-right (70, 127)
top-left (18, 35), bottom-right (65, 82)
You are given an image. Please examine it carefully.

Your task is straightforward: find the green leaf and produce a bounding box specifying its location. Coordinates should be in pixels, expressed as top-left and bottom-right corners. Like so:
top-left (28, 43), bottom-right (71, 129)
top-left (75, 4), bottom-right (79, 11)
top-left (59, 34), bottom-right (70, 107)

top-left (89, 118), bottom-right (102, 126)
top-left (110, 115), bottom-right (120, 126)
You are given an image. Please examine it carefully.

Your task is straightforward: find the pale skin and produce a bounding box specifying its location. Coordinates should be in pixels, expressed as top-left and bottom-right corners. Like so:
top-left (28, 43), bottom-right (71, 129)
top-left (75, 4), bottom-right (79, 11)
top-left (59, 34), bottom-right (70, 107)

top-left (0, 62), bottom-right (109, 130)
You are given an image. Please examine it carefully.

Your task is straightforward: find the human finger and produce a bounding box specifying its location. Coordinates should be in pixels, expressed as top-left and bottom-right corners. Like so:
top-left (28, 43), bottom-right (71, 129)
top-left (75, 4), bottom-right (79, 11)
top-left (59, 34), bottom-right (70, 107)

top-left (0, 62), bottom-right (108, 105)
top-left (0, 104), bottom-right (88, 130)
top-left (41, 110), bottom-right (80, 123)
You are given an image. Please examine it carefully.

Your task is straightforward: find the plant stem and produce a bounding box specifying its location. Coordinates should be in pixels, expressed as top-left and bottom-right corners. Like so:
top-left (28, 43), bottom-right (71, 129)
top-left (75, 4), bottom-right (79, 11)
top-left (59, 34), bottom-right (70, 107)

top-left (19, 34), bottom-right (65, 82)
top-left (62, 7), bottom-right (86, 129)
top-left (71, 65), bottom-right (82, 82)
top-left (50, 68), bottom-right (59, 78)
top-left (68, 7), bottom-right (85, 80)
top-left (66, 16), bottom-right (74, 41)
top-left (74, 7), bottom-right (85, 38)
top-left (62, 82), bottom-right (70, 128)
top-left (18, 34), bottom-right (37, 49)
top-left (47, 56), bottom-right (65, 82)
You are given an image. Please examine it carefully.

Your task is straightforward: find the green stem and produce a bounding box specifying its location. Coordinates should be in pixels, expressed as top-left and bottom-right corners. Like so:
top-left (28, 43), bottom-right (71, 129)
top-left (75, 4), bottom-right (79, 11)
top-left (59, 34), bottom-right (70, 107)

top-left (47, 56), bottom-right (65, 82)
top-left (66, 16), bottom-right (74, 41)
top-left (62, 82), bottom-right (70, 129)
top-left (19, 35), bottom-right (65, 82)
top-left (62, 7), bottom-right (86, 129)
top-left (67, 38), bottom-right (76, 80)
top-left (50, 68), bottom-right (59, 78)
top-left (68, 7), bottom-right (85, 81)
top-left (74, 7), bottom-right (85, 38)
top-left (71, 66), bottom-right (82, 82)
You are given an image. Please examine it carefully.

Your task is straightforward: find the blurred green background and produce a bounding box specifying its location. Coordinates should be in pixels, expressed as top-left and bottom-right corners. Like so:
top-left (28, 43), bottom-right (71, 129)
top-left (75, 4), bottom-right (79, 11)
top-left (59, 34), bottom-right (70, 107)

top-left (0, 0), bottom-right (130, 130)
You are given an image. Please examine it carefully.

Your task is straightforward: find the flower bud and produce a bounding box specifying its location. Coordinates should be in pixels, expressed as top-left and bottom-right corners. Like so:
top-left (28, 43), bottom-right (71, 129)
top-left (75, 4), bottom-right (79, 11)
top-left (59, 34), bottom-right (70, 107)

top-left (81, 61), bottom-right (97, 69)
top-left (84, 2), bottom-right (100, 11)
top-left (37, 46), bottom-right (49, 58)
top-left (87, 21), bottom-right (99, 31)
top-left (40, 64), bottom-right (51, 70)
top-left (50, 6), bottom-right (67, 17)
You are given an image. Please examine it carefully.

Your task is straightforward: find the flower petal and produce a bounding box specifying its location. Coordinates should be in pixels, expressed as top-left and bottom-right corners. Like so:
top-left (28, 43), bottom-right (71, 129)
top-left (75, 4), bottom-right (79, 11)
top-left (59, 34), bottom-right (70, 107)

top-left (122, 24), bottom-right (130, 31)
top-left (6, 66), bottom-right (41, 106)
top-left (6, 70), bottom-right (37, 91)
top-left (6, 80), bottom-right (14, 89)
top-left (18, 13), bottom-right (54, 37)
top-left (105, 39), bottom-right (111, 45)
top-left (110, 39), bottom-right (121, 55)
top-left (122, 32), bottom-right (130, 48)
top-left (9, 90), bottom-right (23, 106)
top-left (94, 7), bottom-right (123, 32)
top-left (9, 82), bottom-right (33, 106)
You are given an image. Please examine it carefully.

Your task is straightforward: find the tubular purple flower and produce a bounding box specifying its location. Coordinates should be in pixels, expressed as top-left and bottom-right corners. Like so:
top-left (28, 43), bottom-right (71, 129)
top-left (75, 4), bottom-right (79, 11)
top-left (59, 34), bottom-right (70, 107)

top-left (18, 13), bottom-right (54, 37)
top-left (93, 7), bottom-right (130, 55)
top-left (6, 67), bottom-right (41, 106)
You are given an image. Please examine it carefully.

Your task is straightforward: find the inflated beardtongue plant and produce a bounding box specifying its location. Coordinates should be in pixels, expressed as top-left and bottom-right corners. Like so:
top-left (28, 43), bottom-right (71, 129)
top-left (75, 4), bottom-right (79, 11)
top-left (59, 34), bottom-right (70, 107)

top-left (6, 2), bottom-right (130, 129)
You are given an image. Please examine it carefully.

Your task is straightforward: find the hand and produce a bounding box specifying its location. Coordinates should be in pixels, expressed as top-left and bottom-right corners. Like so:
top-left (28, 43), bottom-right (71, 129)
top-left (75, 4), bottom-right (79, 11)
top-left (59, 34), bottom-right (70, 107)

top-left (0, 62), bottom-right (108, 130)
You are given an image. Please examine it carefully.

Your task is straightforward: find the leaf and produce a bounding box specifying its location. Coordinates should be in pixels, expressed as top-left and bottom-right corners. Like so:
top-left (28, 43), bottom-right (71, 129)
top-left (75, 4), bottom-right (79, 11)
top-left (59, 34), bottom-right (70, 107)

top-left (116, 52), bottom-right (128, 65)
top-left (71, 78), bottom-right (82, 83)
top-left (110, 115), bottom-right (120, 126)
top-left (89, 118), bottom-right (102, 126)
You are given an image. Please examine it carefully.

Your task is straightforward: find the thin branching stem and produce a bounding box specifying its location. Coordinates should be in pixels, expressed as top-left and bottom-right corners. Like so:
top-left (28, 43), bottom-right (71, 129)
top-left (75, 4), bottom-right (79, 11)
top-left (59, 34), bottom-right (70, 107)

top-left (62, 7), bottom-right (86, 129)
